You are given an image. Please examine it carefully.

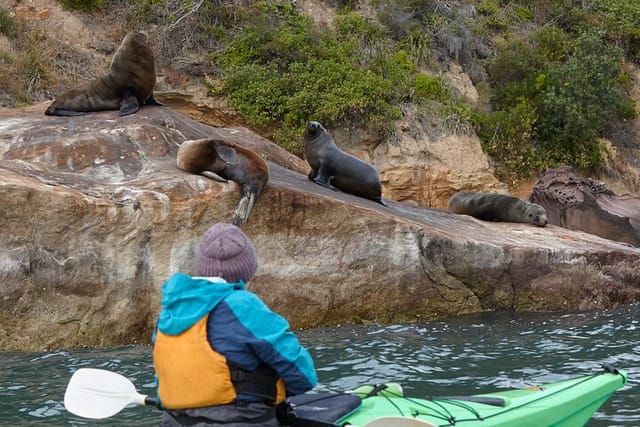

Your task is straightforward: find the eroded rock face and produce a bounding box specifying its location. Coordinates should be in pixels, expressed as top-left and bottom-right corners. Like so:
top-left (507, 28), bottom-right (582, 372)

top-left (529, 166), bottom-right (640, 247)
top-left (1, 105), bottom-right (640, 351)
top-left (374, 105), bottom-right (508, 208)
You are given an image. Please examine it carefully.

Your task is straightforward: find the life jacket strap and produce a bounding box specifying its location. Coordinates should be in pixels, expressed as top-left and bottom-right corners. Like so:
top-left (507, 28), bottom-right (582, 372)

top-left (229, 363), bottom-right (278, 403)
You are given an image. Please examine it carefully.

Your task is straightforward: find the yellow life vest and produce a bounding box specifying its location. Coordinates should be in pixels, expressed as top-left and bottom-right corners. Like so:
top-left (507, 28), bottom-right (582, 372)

top-left (154, 315), bottom-right (236, 409)
top-left (154, 314), bottom-right (287, 409)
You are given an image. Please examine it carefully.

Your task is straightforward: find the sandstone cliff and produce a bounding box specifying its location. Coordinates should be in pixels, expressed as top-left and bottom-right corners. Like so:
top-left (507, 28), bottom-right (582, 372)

top-left (1, 104), bottom-right (639, 351)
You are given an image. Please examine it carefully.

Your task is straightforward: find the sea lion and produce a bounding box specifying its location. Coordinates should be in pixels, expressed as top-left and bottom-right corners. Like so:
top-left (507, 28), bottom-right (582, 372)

top-left (448, 192), bottom-right (548, 227)
top-left (45, 31), bottom-right (163, 117)
top-left (302, 121), bottom-right (385, 205)
top-left (177, 138), bottom-right (269, 226)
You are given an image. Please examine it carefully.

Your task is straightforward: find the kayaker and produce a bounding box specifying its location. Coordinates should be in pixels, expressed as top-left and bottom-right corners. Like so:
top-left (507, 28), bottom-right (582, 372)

top-left (152, 222), bottom-right (318, 426)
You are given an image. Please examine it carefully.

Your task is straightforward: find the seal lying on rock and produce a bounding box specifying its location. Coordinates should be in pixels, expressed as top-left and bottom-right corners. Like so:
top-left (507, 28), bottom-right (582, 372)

top-left (448, 192), bottom-right (548, 227)
top-left (177, 138), bottom-right (269, 226)
top-left (303, 121), bottom-right (385, 205)
top-left (45, 31), bottom-right (163, 117)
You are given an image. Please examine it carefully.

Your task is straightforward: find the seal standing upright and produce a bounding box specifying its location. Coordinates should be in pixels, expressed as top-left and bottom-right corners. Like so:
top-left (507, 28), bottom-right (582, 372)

top-left (448, 192), bottom-right (548, 226)
top-left (303, 121), bottom-right (385, 205)
top-left (45, 31), bottom-right (163, 117)
top-left (176, 138), bottom-right (269, 226)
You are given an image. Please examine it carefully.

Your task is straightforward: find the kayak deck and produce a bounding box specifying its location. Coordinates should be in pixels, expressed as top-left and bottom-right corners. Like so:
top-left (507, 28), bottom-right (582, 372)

top-left (337, 368), bottom-right (627, 427)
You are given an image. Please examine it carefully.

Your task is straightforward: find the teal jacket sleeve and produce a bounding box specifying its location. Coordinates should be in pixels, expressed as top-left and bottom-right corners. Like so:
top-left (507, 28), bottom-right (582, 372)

top-left (207, 290), bottom-right (317, 395)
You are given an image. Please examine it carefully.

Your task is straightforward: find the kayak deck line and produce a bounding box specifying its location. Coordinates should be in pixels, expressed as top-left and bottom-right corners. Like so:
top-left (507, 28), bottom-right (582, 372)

top-left (330, 365), bottom-right (628, 427)
top-left (405, 370), bottom-right (626, 424)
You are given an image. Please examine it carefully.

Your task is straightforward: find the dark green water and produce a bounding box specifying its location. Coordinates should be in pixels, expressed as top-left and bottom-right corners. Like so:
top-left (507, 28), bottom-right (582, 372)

top-left (1, 305), bottom-right (638, 426)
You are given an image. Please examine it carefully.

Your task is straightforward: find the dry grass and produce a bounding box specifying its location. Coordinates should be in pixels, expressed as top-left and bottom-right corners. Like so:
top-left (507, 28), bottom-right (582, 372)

top-left (0, 17), bottom-right (106, 107)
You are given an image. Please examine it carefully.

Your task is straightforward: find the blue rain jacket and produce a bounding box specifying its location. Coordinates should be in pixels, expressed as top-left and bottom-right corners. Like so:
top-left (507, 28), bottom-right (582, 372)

top-left (156, 272), bottom-right (317, 396)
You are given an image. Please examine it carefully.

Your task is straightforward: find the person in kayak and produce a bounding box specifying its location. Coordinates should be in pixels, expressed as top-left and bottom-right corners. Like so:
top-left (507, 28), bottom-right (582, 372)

top-left (152, 222), bottom-right (318, 426)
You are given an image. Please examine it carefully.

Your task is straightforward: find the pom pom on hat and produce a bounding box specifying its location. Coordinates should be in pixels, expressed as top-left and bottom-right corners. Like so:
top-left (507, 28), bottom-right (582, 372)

top-left (195, 223), bottom-right (258, 283)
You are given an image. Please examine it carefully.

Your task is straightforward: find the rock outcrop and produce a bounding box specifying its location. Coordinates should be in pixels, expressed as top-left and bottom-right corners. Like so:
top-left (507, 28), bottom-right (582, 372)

top-left (529, 166), bottom-right (640, 247)
top-left (1, 105), bottom-right (640, 351)
top-left (374, 104), bottom-right (508, 209)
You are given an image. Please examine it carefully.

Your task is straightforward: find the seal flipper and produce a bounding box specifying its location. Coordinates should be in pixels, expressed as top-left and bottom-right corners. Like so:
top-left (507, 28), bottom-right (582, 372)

top-left (45, 108), bottom-right (88, 117)
top-left (119, 94), bottom-right (140, 116)
top-left (231, 187), bottom-right (256, 226)
top-left (313, 166), bottom-right (337, 190)
top-left (201, 171), bottom-right (229, 183)
top-left (145, 94), bottom-right (165, 106)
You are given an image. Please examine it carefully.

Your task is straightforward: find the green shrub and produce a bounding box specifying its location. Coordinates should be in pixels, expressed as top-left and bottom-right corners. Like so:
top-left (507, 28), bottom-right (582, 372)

top-left (59, 0), bottom-right (105, 12)
top-left (0, 7), bottom-right (15, 37)
top-left (336, 11), bottom-right (389, 64)
top-left (478, 98), bottom-right (540, 183)
top-left (402, 28), bottom-right (430, 67)
top-left (20, 47), bottom-right (49, 101)
top-left (536, 31), bottom-right (628, 169)
top-left (591, 0), bottom-right (640, 60)
top-left (477, 0), bottom-right (499, 16)
top-left (533, 25), bottom-right (569, 63)
top-left (481, 24), bottom-right (634, 178)
top-left (217, 1), bottom-right (404, 155)
top-left (486, 37), bottom-right (541, 109)
top-left (412, 73), bottom-right (449, 102)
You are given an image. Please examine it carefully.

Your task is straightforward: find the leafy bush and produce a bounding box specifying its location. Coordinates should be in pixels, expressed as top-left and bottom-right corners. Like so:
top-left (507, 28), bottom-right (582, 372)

top-left (481, 27), bottom-right (634, 179)
top-left (59, 0), bottom-right (105, 12)
top-left (217, 2), bottom-right (404, 154)
top-left (0, 7), bottom-right (15, 37)
top-left (533, 24), bottom-right (569, 63)
top-left (412, 73), bottom-right (449, 102)
top-left (536, 31), bottom-right (629, 169)
top-left (591, 0), bottom-right (640, 60)
top-left (478, 98), bottom-right (539, 183)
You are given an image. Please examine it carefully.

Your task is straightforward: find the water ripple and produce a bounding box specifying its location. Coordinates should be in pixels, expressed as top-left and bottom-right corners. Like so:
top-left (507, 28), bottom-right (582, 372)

top-left (0, 305), bottom-right (638, 426)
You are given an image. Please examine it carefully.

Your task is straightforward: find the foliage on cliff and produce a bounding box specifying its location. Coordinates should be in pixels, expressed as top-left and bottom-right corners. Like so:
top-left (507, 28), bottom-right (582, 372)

top-left (216, 4), bottom-right (404, 154)
top-left (1, 0), bottom-right (639, 182)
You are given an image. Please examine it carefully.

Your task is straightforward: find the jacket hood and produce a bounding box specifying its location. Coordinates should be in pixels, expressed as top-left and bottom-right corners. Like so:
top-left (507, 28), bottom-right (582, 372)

top-left (157, 273), bottom-right (245, 335)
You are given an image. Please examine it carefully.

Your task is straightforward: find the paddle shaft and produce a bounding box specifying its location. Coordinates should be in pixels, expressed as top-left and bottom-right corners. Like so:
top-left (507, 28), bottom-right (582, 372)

top-left (145, 396), bottom-right (160, 408)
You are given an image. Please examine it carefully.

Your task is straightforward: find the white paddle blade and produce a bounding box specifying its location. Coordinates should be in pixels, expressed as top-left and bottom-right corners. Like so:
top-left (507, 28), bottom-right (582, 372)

top-left (364, 417), bottom-right (437, 427)
top-left (64, 368), bottom-right (147, 419)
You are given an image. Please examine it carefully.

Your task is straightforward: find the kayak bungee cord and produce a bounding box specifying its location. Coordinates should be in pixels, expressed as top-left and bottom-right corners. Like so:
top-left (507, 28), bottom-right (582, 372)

top-left (369, 384), bottom-right (459, 424)
top-left (350, 365), bottom-right (625, 426)
top-left (451, 367), bottom-right (625, 424)
top-left (371, 385), bottom-right (407, 416)
top-left (396, 393), bottom-right (480, 425)
top-left (409, 366), bottom-right (627, 425)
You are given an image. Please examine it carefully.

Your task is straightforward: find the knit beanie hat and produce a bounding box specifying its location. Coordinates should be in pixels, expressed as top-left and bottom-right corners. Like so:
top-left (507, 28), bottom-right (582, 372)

top-left (194, 223), bottom-right (258, 283)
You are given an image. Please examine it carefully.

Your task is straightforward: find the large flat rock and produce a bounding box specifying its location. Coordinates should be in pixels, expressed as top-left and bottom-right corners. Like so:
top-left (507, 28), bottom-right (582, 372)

top-left (1, 104), bottom-right (639, 351)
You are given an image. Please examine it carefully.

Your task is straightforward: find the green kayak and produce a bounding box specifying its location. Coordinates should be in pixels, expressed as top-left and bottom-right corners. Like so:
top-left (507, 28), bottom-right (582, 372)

top-left (283, 365), bottom-right (627, 427)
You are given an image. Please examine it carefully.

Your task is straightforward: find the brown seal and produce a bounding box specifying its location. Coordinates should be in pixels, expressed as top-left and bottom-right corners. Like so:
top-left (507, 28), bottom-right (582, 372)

top-left (303, 121), bottom-right (385, 205)
top-left (45, 31), bottom-right (162, 117)
top-left (176, 138), bottom-right (269, 226)
top-left (448, 192), bottom-right (548, 226)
